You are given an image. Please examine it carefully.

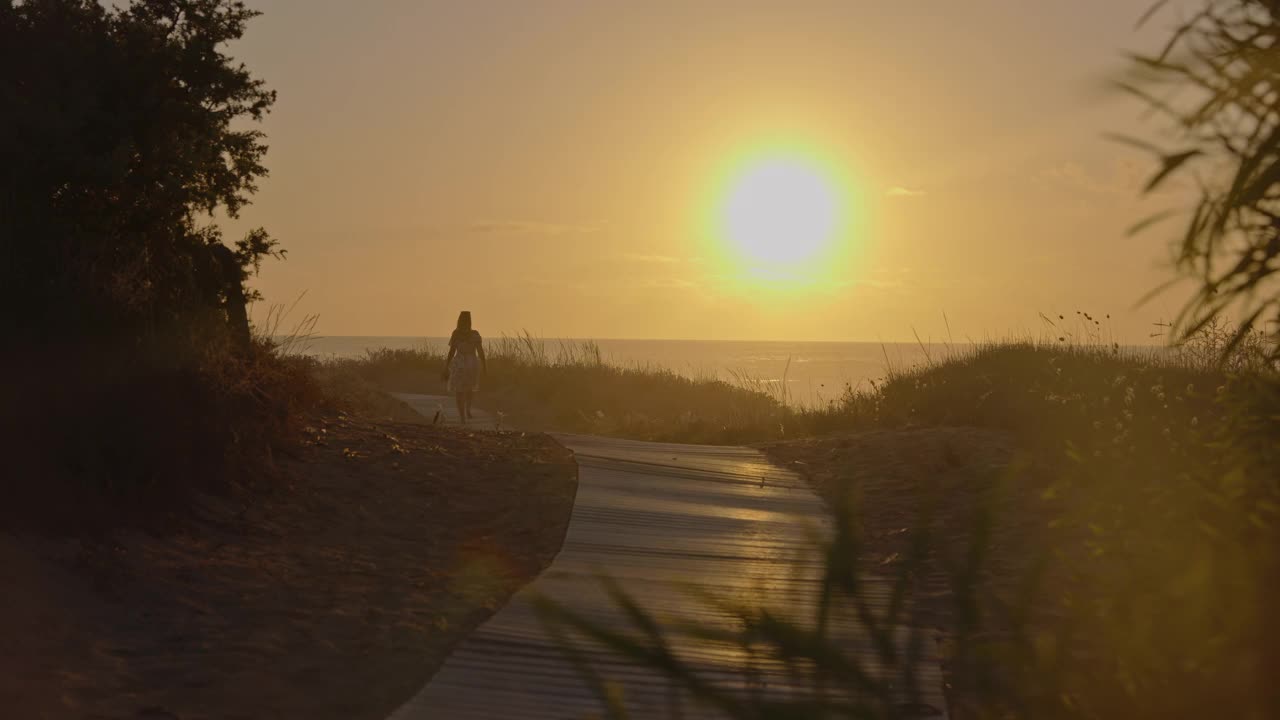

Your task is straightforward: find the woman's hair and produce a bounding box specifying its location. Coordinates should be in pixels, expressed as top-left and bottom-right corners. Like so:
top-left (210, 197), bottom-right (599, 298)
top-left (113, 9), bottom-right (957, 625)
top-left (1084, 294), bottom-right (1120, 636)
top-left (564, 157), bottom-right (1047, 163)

top-left (456, 311), bottom-right (472, 332)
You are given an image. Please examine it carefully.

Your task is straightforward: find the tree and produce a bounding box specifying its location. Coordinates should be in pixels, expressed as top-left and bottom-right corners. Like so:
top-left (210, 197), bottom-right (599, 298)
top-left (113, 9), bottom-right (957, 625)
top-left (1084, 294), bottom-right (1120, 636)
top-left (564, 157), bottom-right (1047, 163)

top-left (1121, 0), bottom-right (1280, 360)
top-left (0, 0), bottom-right (278, 348)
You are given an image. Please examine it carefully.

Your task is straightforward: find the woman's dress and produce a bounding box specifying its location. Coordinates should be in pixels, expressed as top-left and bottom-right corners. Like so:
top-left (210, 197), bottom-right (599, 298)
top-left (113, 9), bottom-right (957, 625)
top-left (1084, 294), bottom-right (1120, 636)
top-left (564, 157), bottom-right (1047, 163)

top-left (447, 330), bottom-right (482, 392)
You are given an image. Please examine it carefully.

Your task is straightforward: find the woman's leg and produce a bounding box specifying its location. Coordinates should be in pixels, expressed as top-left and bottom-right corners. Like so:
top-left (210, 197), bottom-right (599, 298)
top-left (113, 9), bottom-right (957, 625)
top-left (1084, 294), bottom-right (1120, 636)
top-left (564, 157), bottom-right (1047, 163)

top-left (455, 392), bottom-right (466, 423)
top-left (463, 391), bottom-right (474, 421)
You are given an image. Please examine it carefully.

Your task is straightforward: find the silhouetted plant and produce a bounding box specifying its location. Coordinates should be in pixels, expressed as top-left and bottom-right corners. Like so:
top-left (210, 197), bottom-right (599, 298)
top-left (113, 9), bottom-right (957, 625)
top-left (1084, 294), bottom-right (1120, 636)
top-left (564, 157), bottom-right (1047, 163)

top-left (1119, 0), bottom-right (1280, 360)
top-left (0, 1), bottom-right (316, 521)
top-left (0, 0), bottom-right (279, 345)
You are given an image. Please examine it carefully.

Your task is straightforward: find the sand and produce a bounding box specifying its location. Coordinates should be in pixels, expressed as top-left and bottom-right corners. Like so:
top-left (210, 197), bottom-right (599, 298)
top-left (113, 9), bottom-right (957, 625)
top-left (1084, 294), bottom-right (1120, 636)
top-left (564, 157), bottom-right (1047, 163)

top-left (2, 412), bottom-right (577, 720)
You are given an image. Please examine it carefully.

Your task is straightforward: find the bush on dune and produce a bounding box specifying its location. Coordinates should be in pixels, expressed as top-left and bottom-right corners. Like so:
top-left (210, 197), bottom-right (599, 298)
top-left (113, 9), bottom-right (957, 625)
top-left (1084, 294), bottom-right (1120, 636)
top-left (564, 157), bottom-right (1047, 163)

top-left (0, 1), bottom-right (318, 527)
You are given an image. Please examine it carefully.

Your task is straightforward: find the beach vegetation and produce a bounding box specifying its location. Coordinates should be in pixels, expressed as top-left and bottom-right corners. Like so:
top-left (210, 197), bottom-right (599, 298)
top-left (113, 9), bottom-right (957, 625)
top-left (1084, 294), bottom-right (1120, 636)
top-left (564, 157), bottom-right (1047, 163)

top-left (1, 0), bottom-right (318, 527)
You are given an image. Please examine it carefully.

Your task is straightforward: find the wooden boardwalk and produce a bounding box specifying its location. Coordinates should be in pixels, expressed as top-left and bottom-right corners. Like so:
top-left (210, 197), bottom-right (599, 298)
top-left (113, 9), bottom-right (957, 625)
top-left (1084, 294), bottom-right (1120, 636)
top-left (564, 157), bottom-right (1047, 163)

top-left (389, 394), bottom-right (947, 719)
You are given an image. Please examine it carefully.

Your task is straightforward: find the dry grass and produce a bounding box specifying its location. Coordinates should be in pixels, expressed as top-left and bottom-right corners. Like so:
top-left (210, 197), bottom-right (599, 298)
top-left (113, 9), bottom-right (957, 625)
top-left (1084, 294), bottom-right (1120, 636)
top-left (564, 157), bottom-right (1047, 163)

top-left (327, 332), bottom-right (791, 442)
top-left (330, 320), bottom-right (1278, 451)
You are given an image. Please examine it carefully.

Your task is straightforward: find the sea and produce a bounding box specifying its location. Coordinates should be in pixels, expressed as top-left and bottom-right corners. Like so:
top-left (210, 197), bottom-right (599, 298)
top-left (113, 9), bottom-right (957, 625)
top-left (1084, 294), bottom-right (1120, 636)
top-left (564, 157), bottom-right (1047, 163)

top-left (291, 335), bottom-right (960, 406)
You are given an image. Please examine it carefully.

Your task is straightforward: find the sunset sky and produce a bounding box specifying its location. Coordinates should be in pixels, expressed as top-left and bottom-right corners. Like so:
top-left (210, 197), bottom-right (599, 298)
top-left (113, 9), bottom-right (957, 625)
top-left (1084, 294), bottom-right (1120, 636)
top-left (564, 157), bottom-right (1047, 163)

top-left (226, 0), bottom-right (1197, 343)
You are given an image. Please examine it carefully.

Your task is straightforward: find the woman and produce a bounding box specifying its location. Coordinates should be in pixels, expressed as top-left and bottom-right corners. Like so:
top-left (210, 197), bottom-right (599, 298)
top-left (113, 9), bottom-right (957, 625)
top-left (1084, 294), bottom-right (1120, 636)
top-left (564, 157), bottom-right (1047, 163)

top-left (442, 311), bottom-right (486, 424)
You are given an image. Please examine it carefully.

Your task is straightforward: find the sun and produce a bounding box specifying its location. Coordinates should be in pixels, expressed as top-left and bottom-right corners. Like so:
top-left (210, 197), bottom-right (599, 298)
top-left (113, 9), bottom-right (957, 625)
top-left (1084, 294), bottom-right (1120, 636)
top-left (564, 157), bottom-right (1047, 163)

top-left (712, 152), bottom-right (847, 285)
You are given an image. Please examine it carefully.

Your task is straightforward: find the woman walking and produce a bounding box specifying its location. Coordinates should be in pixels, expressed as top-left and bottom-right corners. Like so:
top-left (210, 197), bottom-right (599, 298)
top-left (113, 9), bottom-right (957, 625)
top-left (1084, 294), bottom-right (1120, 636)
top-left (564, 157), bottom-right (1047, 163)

top-left (442, 311), bottom-right (486, 424)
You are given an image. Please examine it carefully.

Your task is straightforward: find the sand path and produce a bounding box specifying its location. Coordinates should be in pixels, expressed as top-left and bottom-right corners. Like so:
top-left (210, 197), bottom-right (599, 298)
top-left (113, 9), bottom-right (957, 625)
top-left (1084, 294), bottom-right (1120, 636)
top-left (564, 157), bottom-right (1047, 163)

top-left (391, 393), bottom-right (947, 719)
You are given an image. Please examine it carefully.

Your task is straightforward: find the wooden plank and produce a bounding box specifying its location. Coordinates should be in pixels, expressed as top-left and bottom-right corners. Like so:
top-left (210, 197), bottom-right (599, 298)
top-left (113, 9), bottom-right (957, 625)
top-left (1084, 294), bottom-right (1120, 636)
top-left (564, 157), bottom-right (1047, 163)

top-left (387, 394), bottom-right (948, 719)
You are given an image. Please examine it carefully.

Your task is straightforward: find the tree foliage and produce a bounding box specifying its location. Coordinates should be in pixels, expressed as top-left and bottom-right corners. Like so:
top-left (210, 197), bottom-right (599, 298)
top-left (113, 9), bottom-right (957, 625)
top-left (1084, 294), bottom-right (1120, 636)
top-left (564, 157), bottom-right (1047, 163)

top-left (1121, 0), bottom-right (1280, 359)
top-left (0, 0), bottom-right (278, 346)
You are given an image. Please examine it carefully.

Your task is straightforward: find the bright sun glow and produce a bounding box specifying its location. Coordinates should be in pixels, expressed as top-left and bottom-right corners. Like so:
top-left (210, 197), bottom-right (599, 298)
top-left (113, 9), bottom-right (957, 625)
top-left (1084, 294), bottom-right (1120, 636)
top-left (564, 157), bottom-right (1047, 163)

top-left (723, 159), bottom-right (838, 267)
top-left (698, 140), bottom-right (866, 294)
top-left (701, 146), bottom-right (860, 288)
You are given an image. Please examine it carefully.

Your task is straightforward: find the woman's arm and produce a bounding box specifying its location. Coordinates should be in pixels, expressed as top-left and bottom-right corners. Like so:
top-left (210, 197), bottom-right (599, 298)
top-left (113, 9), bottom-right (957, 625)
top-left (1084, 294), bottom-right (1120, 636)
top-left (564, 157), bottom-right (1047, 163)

top-left (443, 345), bottom-right (455, 379)
top-left (478, 343), bottom-right (487, 374)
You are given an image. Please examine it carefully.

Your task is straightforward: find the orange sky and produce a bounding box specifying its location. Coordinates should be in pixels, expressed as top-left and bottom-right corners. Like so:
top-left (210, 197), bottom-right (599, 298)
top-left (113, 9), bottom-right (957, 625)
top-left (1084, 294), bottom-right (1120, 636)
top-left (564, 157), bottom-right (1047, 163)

top-left (225, 0), bottom-right (1198, 343)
